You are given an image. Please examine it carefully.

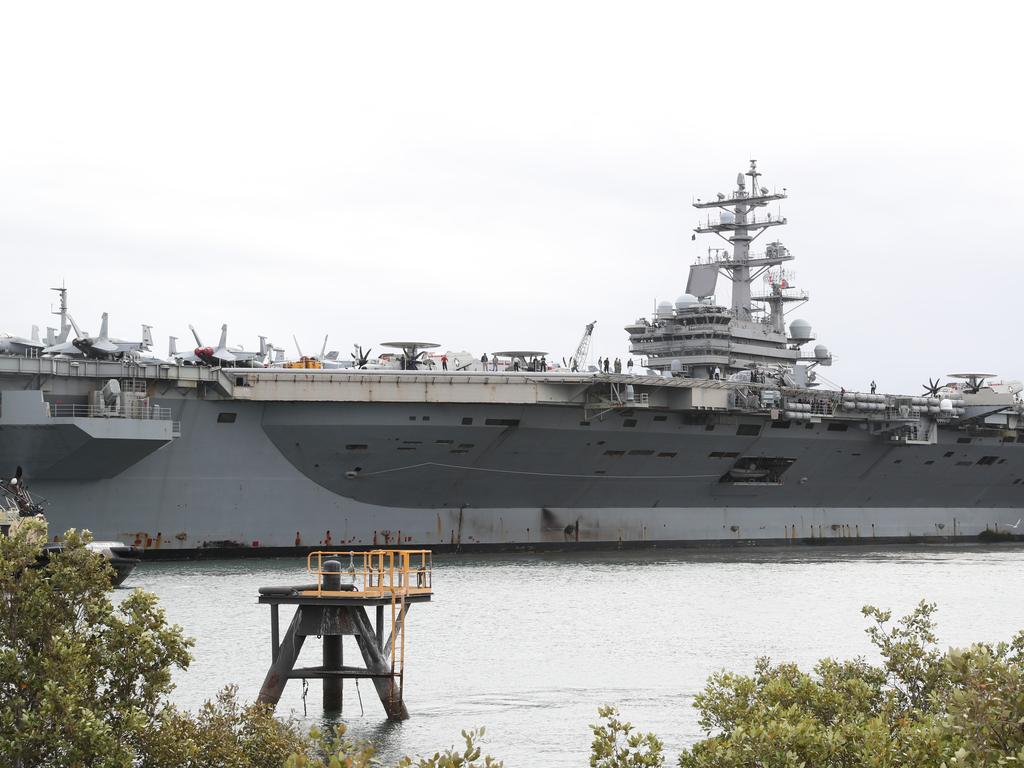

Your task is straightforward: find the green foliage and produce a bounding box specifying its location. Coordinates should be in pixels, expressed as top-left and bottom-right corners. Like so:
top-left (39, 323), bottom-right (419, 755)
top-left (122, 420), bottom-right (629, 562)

top-left (26, 516), bottom-right (1024, 768)
top-left (590, 705), bottom-right (664, 768)
top-left (397, 727), bottom-right (503, 768)
top-left (287, 724), bottom-right (502, 768)
top-left (0, 521), bottom-right (308, 767)
top-left (142, 686), bottom-right (311, 768)
top-left (678, 600), bottom-right (1024, 767)
top-left (0, 522), bottom-right (503, 767)
top-left (1, 520), bottom-right (191, 767)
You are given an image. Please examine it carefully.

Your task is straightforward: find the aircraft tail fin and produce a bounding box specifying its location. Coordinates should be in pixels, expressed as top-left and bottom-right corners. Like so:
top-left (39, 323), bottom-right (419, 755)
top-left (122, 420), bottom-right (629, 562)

top-left (99, 313), bottom-right (109, 342)
top-left (30, 325), bottom-right (40, 343)
top-left (169, 336), bottom-right (178, 357)
top-left (142, 325), bottom-right (153, 348)
top-left (212, 324), bottom-right (236, 363)
top-left (189, 324), bottom-right (203, 347)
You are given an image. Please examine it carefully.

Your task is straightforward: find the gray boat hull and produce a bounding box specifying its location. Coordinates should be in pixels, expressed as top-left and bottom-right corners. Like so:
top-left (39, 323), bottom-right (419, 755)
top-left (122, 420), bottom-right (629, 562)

top-left (27, 396), bottom-right (1024, 554)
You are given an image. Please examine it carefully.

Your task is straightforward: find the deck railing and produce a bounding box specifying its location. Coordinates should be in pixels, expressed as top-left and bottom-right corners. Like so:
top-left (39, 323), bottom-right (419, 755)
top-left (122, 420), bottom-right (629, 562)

top-left (49, 403), bottom-right (173, 421)
top-left (306, 550), bottom-right (433, 597)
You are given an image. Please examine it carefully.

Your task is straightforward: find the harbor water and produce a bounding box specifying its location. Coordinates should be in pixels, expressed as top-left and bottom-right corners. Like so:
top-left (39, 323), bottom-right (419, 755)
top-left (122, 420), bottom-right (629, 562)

top-left (121, 546), bottom-right (1024, 766)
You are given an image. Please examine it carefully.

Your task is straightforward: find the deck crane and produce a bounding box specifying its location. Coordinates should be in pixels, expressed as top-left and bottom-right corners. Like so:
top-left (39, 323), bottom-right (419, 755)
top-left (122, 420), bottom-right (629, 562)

top-left (565, 321), bottom-right (596, 372)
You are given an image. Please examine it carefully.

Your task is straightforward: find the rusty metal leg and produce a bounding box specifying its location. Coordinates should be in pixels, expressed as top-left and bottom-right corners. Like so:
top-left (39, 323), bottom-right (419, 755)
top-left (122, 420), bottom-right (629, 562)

top-left (350, 607), bottom-right (409, 720)
top-left (258, 607), bottom-right (306, 707)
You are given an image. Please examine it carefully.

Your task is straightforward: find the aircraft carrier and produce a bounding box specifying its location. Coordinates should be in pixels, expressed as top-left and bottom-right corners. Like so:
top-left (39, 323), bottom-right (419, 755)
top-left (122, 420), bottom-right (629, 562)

top-left (1, 161), bottom-right (1022, 556)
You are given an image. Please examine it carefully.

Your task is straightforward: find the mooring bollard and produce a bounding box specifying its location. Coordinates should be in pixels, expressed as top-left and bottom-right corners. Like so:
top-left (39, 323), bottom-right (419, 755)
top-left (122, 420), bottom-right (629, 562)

top-left (321, 559), bottom-right (343, 711)
top-left (256, 549), bottom-right (433, 721)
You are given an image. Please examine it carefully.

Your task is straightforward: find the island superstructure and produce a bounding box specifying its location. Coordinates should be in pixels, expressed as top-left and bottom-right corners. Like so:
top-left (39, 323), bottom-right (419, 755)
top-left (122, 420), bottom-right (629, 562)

top-left (0, 162), bottom-right (1021, 555)
top-left (627, 160), bottom-right (829, 384)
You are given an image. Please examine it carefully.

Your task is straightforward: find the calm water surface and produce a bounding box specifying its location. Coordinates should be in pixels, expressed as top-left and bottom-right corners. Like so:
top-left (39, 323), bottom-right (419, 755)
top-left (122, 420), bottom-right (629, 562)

top-left (120, 546), bottom-right (1024, 766)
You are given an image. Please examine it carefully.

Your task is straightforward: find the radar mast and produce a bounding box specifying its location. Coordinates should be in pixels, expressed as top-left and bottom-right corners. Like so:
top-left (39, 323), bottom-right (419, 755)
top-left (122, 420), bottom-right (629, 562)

top-left (691, 160), bottom-right (790, 316)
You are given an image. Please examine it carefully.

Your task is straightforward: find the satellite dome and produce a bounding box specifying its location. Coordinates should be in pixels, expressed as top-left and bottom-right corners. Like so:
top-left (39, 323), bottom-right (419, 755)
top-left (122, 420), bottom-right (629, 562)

top-left (674, 294), bottom-right (698, 309)
top-left (789, 319), bottom-right (813, 343)
top-left (813, 344), bottom-right (830, 360)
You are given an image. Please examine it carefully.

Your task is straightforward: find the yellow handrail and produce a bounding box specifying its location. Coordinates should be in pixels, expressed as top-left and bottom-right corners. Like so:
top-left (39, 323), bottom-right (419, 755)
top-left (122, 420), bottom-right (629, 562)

top-left (305, 549), bottom-right (432, 596)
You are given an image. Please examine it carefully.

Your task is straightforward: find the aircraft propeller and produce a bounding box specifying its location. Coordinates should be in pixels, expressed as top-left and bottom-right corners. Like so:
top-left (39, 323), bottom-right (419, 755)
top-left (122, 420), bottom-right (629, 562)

top-left (922, 377), bottom-right (943, 396)
top-left (352, 345), bottom-right (373, 369)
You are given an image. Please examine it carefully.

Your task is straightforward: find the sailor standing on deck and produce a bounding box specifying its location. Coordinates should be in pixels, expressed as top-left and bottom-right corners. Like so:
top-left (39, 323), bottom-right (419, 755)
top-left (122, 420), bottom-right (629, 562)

top-left (870, 380), bottom-right (877, 394)
top-left (441, 354), bottom-right (448, 371)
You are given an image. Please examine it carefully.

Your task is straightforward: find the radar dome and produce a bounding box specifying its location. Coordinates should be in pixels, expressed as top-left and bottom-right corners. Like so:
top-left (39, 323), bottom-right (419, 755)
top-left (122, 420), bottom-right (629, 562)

top-left (813, 344), bottom-right (830, 360)
top-left (657, 301), bottom-right (674, 317)
top-left (674, 294), bottom-right (698, 309)
top-left (789, 319), bottom-right (813, 343)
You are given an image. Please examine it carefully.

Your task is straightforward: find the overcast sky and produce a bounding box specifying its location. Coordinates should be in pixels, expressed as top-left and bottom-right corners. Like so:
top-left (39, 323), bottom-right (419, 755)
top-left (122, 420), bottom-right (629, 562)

top-left (1, 1), bottom-right (1020, 392)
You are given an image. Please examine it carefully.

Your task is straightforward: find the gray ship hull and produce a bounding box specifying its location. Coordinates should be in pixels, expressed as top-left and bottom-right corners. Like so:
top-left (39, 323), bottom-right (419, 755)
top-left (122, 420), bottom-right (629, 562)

top-left (27, 394), bottom-right (1024, 554)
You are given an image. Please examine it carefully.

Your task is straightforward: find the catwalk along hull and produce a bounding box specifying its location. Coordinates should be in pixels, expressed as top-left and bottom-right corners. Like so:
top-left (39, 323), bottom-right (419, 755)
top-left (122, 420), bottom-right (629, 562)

top-left (24, 390), bottom-right (1024, 555)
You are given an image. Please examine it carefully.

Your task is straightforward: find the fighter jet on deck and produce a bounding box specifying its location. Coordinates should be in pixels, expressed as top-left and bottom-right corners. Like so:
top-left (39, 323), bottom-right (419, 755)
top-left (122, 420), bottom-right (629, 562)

top-left (42, 313), bottom-right (153, 360)
top-left (173, 324), bottom-right (268, 367)
top-left (0, 326), bottom-right (46, 357)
